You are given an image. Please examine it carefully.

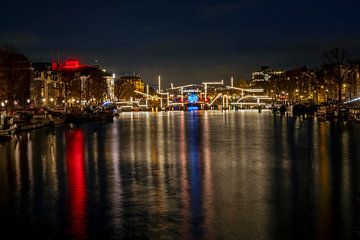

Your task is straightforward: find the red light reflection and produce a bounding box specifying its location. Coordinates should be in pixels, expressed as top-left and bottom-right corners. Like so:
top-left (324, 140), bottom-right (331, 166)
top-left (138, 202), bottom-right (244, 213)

top-left (66, 129), bottom-right (87, 239)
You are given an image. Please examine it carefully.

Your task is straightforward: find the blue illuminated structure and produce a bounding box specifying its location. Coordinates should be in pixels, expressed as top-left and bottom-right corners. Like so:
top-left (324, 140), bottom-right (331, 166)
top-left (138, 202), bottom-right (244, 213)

top-left (186, 93), bottom-right (200, 111)
top-left (188, 106), bottom-right (199, 111)
top-left (102, 101), bottom-right (111, 107)
top-left (188, 94), bottom-right (199, 103)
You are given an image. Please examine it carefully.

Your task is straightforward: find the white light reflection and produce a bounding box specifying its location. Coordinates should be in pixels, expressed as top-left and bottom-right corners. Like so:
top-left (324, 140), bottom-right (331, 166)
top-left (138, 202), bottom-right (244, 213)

top-left (202, 111), bottom-right (214, 239)
top-left (109, 120), bottom-right (123, 231)
top-left (27, 136), bottom-right (34, 193)
top-left (315, 123), bottom-right (331, 239)
top-left (14, 141), bottom-right (21, 191)
top-left (179, 111), bottom-right (190, 238)
top-left (154, 112), bottom-right (167, 213)
top-left (93, 131), bottom-right (100, 188)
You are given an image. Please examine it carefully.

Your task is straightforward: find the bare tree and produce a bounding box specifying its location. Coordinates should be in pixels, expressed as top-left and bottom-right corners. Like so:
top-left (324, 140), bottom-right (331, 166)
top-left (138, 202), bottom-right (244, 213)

top-left (114, 81), bottom-right (135, 101)
top-left (323, 47), bottom-right (353, 102)
top-left (61, 72), bottom-right (76, 103)
top-left (86, 70), bottom-right (108, 103)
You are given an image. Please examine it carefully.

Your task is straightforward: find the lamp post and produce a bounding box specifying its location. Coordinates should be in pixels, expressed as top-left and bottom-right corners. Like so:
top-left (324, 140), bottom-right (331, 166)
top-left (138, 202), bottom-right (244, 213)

top-left (325, 89), bottom-right (329, 102)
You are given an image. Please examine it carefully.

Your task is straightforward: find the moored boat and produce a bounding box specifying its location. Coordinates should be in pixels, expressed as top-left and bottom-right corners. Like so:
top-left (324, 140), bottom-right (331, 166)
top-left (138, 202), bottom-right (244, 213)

top-left (0, 112), bottom-right (17, 141)
top-left (315, 105), bottom-right (335, 121)
top-left (13, 110), bottom-right (53, 133)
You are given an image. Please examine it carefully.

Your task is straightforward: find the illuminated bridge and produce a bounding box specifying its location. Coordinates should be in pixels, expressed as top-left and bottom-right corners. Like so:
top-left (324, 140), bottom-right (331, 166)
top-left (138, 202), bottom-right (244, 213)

top-left (117, 77), bottom-right (272, 111)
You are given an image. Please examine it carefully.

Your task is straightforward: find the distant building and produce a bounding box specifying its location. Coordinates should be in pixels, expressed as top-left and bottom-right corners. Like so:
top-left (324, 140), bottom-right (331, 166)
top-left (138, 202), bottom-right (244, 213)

top-left (251, 66), bottom-right (284, 93)
top-left (118, 75), bottom-right (144, 92)
top-left (251, 66), bottom-right (284, 83)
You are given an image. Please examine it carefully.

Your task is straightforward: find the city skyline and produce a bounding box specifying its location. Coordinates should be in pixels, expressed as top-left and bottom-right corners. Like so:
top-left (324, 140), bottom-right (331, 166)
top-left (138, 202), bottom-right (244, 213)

top-left (1, 0), bottom-right (360, 84)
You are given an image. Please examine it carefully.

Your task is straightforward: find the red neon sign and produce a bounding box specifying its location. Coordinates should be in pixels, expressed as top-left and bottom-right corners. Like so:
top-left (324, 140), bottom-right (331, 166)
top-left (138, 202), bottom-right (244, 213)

top-left (51, 58), bottom-right (82, 71)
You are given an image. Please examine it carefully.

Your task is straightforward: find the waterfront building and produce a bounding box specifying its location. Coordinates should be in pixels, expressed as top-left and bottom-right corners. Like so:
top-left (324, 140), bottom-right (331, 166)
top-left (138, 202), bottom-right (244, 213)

top-left (347, 62), bottom-right (360, 100)
top-left (284, 67), bottom-right (317, 102)
top-left (32, 62), bottom-right (64, 107)
top-left (0, 49), bottom-right (33, 106)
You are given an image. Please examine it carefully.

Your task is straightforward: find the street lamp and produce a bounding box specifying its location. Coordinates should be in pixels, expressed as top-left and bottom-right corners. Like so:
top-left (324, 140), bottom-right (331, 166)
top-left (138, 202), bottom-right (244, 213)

top-left (325, 89), bottom-right (329, 102)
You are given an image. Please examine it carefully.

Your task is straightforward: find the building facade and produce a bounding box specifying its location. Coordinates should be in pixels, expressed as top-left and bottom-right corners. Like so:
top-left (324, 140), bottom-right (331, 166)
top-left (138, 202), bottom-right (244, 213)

top-left (118, 75), bottom-right (144, 92)
top-left (31, 59), bottom-right (115, 108)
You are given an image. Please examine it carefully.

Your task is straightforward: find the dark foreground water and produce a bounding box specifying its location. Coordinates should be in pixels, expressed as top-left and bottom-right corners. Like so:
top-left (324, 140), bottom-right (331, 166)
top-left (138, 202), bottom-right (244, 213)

top-left (1, 110), bottom-right (360, 240)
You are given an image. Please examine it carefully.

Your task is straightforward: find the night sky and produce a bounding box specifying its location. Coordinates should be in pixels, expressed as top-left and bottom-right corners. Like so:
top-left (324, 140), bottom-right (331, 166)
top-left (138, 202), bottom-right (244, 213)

top-left (1, 0), bottom-right (360, 85)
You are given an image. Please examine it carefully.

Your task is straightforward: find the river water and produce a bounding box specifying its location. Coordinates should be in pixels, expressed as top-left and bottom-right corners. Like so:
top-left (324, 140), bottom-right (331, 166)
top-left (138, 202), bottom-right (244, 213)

top-left (0, 110), bottom-right (360, 239)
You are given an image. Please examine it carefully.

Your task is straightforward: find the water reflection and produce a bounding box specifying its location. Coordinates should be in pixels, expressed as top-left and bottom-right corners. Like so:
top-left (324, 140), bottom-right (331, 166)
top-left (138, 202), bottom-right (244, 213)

top-left (179, 111), bottom-right (191, 239)
top-left (0, 112), bottom-right (360, 239)
top-left (187, 112), bottom-right (203, 238)
top-left (66, 128), bottom-right (87, 239)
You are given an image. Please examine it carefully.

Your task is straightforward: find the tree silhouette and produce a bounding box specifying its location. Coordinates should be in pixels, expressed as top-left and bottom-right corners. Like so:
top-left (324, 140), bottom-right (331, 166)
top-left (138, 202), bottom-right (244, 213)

top-left (323, 47), bottom-right (353, 102)
top-left (86, 70), bottom-right (108, 103)
top-left (60, 71), bottom-right (79, 106)
top-left (114, 81), bottom-right (135, 101)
